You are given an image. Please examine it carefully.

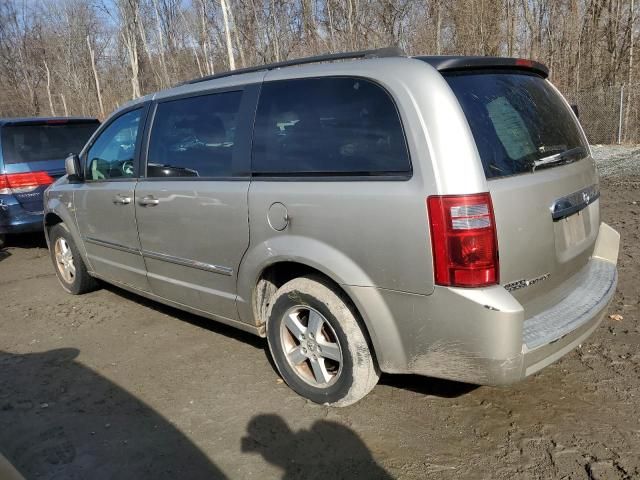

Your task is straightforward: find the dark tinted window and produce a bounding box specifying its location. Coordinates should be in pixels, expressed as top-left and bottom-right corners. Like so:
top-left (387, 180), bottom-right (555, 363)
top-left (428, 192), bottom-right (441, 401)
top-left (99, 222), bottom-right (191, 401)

top-left (445, 72), bottom-right (588, 179)
top-left (1, 122), bottom-right (98, 164)
top-left (86, 109), bottom-right (142, 181)
top-left (147, 91), bottom-right (242, 178)
top-left (252, 77), bottom-right (410, 175)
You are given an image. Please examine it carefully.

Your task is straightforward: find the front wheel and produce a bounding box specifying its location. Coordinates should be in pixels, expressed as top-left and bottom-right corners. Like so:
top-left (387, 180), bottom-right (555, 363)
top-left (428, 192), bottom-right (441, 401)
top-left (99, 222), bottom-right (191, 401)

top-left (266, 276), bottom-right (379, 406)
top-left (49, 224), bottom-right (98, 295)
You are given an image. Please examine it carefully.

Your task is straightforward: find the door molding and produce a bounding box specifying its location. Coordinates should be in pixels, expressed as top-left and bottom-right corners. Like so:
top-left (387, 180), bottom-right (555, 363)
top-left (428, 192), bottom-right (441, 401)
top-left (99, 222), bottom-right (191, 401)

top-left (84, 236), bottom-right (141, 255)
top-left (141, 249), bottom-right (233, 276)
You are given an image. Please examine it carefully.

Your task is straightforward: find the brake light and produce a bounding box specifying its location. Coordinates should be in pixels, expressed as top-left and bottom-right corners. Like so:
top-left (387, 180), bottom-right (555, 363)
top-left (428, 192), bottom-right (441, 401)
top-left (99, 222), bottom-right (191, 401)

top-left (515, 58), bottom-right (535, 68)
top-left (427, 193), bottom-right (499, 287)
top-left (0, 171), bottom-right (54, 194)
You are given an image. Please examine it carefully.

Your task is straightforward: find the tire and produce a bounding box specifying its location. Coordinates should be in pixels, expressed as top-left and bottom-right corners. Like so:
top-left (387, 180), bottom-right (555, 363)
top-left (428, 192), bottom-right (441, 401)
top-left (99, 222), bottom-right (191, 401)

top-left (0, 234), bottom-right (5, 249)
top-left (266, 275), bottom-right (380, 406)
top-left (49, 223), bottom-right (98, 295)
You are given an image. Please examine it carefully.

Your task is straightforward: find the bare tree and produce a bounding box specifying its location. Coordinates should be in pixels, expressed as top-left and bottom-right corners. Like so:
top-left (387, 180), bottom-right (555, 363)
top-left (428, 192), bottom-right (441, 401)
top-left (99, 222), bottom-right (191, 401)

top-left (87, 35), bottom-right (105, 118)
top-left (220, 0), bottom-right (235, 69)
top-left (0, 0), bottom-right (638, 140)
top-left (117, 0), bottom-right (142, 98)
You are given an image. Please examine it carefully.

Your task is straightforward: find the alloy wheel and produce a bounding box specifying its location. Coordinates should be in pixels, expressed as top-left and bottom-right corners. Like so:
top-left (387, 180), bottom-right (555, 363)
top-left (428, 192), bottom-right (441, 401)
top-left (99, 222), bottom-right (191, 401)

top-left (54, 237), bottom-right (76, 284)
top-left (280, 306), bottom-right (343, 388)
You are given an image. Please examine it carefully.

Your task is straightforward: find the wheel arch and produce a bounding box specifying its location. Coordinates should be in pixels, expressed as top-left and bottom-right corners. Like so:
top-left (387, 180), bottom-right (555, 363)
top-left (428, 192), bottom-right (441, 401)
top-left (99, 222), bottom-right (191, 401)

top-left (44, 199), bottom-right (90, 268)
top-left (237, 237), bottom-right (407, 371)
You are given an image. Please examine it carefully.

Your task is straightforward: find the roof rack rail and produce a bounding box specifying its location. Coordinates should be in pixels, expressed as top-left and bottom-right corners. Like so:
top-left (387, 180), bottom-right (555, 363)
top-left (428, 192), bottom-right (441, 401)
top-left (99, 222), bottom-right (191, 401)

top-left (185, 46), bottom-right (405, 85)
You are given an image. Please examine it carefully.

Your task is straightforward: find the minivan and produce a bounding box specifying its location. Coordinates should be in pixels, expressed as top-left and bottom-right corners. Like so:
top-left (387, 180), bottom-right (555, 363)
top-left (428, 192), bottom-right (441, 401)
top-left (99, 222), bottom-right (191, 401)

top-left (44, 49), bottom-right (620, 406)
top-left (0, 117), bottom-right (99, 246)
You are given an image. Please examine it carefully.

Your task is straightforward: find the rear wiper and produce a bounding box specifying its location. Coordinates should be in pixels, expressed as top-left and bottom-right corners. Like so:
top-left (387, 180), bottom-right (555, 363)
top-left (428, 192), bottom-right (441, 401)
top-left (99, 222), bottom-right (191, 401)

top-left (533, 146), bottom-right (587, 171)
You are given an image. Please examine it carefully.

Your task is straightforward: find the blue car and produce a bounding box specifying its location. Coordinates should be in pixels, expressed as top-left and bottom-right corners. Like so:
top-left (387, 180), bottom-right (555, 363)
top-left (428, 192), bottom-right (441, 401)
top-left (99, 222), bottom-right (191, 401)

top-left (0, 117), bottom-right (99, 246)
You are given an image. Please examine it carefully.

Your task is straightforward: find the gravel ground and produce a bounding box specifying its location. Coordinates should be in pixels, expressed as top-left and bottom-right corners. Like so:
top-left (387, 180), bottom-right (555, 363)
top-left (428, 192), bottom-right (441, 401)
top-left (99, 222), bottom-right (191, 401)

top-left (1, 148), bottom-right (639, 480)
top-left (592, 144), bottom-right (640, 178)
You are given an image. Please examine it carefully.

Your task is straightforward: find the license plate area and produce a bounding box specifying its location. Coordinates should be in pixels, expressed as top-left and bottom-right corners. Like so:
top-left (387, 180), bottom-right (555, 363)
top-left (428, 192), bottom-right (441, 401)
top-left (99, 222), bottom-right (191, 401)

top-left (553, 204), bottom-right (598, 262)
top-left (558, 210), bottom-right (588, 246)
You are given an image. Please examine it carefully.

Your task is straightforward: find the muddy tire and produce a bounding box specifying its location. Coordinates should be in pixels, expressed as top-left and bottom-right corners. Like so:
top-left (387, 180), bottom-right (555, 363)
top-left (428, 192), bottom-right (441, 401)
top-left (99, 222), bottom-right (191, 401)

top-left (266, 275), bottom-right (379, 406)
top-left (49, 224), bottom-right (98, 295)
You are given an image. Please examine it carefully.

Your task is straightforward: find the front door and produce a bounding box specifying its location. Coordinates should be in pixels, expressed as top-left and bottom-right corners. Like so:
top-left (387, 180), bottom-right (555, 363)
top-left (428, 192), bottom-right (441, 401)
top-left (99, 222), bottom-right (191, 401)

top-left (75, 106), bottom-right (150, 291)
top-left (134, 88), bottom-right (255, 320)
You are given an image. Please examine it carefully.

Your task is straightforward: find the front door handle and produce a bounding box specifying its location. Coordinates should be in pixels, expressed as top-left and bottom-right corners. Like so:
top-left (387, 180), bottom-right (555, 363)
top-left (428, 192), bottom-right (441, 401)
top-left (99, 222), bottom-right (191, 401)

top-left (139, 196), bottom-right (160, 206)
top-left (113, 194), bottom-right (131, 205)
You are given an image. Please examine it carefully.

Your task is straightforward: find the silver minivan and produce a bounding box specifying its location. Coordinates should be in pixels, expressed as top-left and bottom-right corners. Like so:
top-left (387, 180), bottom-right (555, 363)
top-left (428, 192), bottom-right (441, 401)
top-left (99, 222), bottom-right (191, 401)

top-left (44, 49), bottom-right (620, 406)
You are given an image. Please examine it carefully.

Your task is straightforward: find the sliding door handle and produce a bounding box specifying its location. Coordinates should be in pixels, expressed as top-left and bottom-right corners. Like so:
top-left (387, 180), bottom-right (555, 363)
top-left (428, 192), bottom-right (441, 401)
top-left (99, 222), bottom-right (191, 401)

top-left (112, 194), bottom-right (131, 205)
top-left (139, 196), bottom-right (160, 206)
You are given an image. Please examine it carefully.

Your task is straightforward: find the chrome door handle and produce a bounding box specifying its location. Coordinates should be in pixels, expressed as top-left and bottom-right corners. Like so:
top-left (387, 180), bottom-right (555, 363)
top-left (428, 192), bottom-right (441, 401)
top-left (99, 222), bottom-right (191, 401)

top-left (113, 195), bottom-right (131, 205)
top-left (139, 196), bottom-right (160, 206)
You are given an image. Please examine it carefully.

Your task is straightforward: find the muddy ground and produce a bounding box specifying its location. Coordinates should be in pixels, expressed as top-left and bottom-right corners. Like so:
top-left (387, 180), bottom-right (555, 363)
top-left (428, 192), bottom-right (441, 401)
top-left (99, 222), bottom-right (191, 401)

top-left (1, 154), bottom-right (639, 479)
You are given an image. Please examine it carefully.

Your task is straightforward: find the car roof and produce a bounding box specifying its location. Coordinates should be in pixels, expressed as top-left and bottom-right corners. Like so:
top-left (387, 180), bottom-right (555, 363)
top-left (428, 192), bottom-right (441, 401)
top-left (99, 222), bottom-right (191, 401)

top-left (112, 49), bottom-right (551, 115)
top-left (181, 49), bottom-right (549, 88)
top-left (0, 116), bottom-right (99, 127)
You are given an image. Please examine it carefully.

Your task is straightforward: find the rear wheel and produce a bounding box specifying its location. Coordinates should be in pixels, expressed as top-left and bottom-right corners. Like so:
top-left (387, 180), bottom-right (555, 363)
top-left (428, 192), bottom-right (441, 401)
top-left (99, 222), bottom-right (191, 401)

top-left (49, 224), bottom-right (98, 295)
top-left (0, 234), bottom-right (5, 249)
top-left (266, 275), bottom-right (379, 406)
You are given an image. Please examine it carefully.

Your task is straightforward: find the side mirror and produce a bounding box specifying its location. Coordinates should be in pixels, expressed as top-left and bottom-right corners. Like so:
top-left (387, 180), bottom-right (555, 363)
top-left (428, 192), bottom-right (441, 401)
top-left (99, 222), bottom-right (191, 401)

top-left (570, 104), bottom-right (580, 119)
top-left (65, 153), bottom-right (82, 181)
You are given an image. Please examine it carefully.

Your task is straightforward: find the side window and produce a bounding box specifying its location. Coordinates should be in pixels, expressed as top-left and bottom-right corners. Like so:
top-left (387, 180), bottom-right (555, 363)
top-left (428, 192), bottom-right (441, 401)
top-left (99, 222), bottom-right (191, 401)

top-left (147, 91), bottom-right (242, 178)
top-left (252, 77), bottom-right (410, 175)
top-left (86, 108), bottom-right (143, 181)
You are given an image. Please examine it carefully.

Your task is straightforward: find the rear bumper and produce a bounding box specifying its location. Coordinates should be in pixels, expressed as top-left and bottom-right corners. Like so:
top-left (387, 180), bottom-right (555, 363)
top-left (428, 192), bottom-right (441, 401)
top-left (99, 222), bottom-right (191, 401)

top-left (0, 197), bottom-right (44, 234)
top-left (351, 222), bottom-right (620, 385)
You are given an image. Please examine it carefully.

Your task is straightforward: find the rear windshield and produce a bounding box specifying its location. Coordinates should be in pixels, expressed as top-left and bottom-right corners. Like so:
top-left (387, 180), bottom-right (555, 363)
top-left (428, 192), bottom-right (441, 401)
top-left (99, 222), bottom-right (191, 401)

top-left (1, 122), bottom-right (98, 164)
top-left (444, 72), bottom-right (588, 179)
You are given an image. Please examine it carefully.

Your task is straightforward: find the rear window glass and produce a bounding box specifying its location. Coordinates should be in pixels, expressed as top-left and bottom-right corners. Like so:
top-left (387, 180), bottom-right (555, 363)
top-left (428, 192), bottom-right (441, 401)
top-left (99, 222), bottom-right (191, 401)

top-left (444, 72), bottom-right (588, 179)
top-left (252, 77), bottom-right (410, 175)
top-left (1, 122), bottom-right (98, 164)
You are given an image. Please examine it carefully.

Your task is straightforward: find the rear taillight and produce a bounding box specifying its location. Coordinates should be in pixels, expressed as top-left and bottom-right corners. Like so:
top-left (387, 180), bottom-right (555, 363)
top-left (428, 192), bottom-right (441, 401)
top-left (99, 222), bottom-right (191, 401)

top-left (0, 171), bottom-right (54, 194)
top-left (427, 193), bottom-right (499, 288)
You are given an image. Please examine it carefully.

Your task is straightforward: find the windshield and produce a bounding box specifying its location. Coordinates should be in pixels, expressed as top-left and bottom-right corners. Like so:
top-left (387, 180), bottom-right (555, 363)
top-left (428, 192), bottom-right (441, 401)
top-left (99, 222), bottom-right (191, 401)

top-left (1, 122), bottom-right (99, 164)
top-left (444, 72), bottom-right (588, 179)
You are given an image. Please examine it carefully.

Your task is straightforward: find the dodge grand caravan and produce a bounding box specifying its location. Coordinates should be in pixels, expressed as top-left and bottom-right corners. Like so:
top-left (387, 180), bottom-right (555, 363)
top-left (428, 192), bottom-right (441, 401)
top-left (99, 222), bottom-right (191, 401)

top-left (44, 49), bottom-right (620, 406)
top-left (0, 117), bottom-right (99, 246)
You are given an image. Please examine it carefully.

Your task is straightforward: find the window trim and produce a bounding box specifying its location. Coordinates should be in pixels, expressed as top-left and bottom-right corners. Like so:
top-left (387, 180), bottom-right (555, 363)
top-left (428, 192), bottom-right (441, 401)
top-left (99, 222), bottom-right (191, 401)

top-left (139, 83), bottom-right (260, 181)
top-left (81, 103), bottom-right (150, 183)
top-left (249, 75), bottom-right (413, 181)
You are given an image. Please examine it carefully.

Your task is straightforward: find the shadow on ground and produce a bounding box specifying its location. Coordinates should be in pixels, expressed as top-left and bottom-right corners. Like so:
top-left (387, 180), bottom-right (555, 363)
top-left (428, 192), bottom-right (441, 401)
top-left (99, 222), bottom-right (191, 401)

top-left (100, 282), bottom-right (265, 350)
top-left (0, 348), bottom-right (227, 480)
top-left (379, 373), bottom-right (478, 398)
top-left (2, 233), bottom-right (47, 249)
top-left (0, 349), bottom-right (394, 480)
top-left (242, 414), bottom-right (392, 480)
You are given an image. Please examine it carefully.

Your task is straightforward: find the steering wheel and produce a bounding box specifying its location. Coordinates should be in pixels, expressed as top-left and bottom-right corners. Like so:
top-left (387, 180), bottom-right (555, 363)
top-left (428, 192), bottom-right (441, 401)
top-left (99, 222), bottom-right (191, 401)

top-left (121, 160), bottom-right (134, 176)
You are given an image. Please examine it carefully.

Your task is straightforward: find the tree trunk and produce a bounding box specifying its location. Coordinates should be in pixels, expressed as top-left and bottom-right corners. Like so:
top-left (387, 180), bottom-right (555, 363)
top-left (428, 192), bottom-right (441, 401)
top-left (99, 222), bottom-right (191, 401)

top-left (87, 36), bottom-right (105, 119)
top-left (220, 0), bottom-right (236, 70)
top-left (226, 1), bottom-right (246, 68)
top-left (436, 1), bottom-right (442, 55)
top-left (60, 94), bottom-right (69, 116)
top-left (44, 60), bottom-right (56, 116)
